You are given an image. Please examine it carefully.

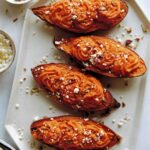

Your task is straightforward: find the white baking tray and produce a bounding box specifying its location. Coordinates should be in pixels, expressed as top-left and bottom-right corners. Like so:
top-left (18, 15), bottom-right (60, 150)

top-left (5, 0), bottom-right (150, 150)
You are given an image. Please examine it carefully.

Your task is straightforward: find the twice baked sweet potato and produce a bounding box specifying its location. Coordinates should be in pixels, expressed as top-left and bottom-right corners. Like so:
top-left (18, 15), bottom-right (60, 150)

top-left (55, 36), bottom-right (147, 77)
top-left (31, 116), bottom-right (121, 150)
top-left (32, 0), bottom-right (128, 33)
top-left (31, 63), bottom-right (120, 111)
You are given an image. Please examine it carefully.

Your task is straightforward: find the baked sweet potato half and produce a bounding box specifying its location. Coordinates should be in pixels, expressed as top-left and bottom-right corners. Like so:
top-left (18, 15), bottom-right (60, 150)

top-left (31, 63), bottom-right (120, 111)
top-left (32, 0), bottom-right (128, 33)
top-left (31, 116), bottom-right (121, 150)
top-left (55, 36), bottom-right (147, 78)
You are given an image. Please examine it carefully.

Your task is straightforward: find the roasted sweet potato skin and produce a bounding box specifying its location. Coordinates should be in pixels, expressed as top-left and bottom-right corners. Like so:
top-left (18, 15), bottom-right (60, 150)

top-left (31, 116), bottom-right (121, 150)
top-left (32, 0), bottom-right (128, 33)
top-left (55, 36), bottom-right (147, 78)
top-left (31, 63), bottom-right (120, 111)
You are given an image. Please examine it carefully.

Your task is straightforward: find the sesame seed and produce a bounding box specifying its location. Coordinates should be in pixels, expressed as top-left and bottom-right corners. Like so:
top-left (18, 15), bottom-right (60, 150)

top-left (100, 44), bottom-right (104, 48)
top-left (83, 62), bottom-right (89, 67)
top-left (55, 41), bottom-right (61, 45)
top-left (74, 87), bottom-right (79, 94)
top-left (25, 87), bottom-right (30, 94)
top-left (50, 118), bottom-right (54, 120)
top-left (87, 12), bottom-right (91, 15)
top-left (83, 47), bottom-right (87, 51)
top-left (121, 9), bottom-right (125, 13)
top-left (34, 116), bottom-right (39, 121)
top-left (112, 119), bottom-right (116, 124)
top-left (45, 10), bottom-right (50, 14)
top-left (19, 78), bottom-right (24, 84)
top-left (95, 98), bottom-right (99, 101)
top-left (104, 88), bottom-right (107, 92)
top-left (42, 56), bottom-right (47, 61)
top-left (122, 32), bottom-right (126, 36)
top-left (83, 130), bottom-right (92, 135)
top-left (77, 44), bottom-right (80, 47)
top-left (49, 106), bottom-right (53, 110)
top-left (84, 118), bottom-right (89, 121)
top-left (118, 122), bottom-right (123, 128)
top-left (65, 95), bottom-right (69, 99)
top-left (72, 15), bottom-right (77, 20)
top-left (124, 54), bottom-right (128, 59)
top-left (81, 99), bottom-right (84, 102)
top-left (117, 38), bottom-right (122, 43)
top-left (15, 103), bottom-right (20, 109)
top-left (117, 44), bottom-right (120, 48)
top-left (76, 105), bottom-right (81, 109)
top-left (32, 32), bottom-right (36, 36)
top-left (69, 66), bottom-right (72, 70)
top-left (100, 6), bottom-right (106, 11)
top-left (125, 27), bottom-right (132, 33)
top-left (60, 77), bottom-right (64, 81)
top-left (102, 63), bottom-right (107, 66)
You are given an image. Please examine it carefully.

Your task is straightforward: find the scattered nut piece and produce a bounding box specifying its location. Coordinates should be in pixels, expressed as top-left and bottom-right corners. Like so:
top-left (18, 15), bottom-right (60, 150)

top-left (13, 18), bottom-right (18, 22)
top-left (141, 24), bottom-right (147, 33)
top-left (125, 39), bottom-right (132, 47)
top-left (122, 102), bottom-right (126, 108)
top-left (125, 27), bottom-right (132, 33)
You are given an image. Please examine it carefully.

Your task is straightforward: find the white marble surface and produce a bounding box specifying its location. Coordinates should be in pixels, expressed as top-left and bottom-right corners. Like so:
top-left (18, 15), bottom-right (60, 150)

top-left (0, 0), bottom-right (31, 148)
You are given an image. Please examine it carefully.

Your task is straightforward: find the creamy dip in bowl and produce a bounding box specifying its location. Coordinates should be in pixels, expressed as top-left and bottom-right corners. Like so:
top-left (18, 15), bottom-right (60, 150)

top-left (0, 30), bottom-right (15, 73)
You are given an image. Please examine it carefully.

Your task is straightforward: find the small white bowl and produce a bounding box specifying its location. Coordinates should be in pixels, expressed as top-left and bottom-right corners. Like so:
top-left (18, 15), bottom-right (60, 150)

top-left (6, 0), bottom-right (32, 5)
top-left (0, 30), bottom-right (16, 73)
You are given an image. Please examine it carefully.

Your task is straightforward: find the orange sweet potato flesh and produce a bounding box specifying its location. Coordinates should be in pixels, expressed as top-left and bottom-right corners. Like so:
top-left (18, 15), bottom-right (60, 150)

top-left (31, 63), bottom-right (120, 111)
top-left (54, 36), bottom-right (147, 78)
top-left (31, 116), bottom-right (121, 150)
top-left (32, 0), bottom-right (128, 33)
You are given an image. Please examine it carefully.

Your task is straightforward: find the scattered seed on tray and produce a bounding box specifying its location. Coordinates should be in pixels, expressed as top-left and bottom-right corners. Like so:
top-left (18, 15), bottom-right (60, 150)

top-left (13, 18), bottom-right (18, 22)
top-left (141, 24), bottom-right (148, 33)
top-left (122, 102), bottom-right (126, 108)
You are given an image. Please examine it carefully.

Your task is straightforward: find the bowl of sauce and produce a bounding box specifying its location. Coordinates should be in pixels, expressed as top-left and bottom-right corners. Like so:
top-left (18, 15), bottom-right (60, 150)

top-left (0, 30), bottom-right (15, 73)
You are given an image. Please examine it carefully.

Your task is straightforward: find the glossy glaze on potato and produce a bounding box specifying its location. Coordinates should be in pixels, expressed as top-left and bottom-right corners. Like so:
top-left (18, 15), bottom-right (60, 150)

top-left (32, 0), bottom-right (128, 33)
top-left (32, 63), bottom-right (120, 111)
top-left (55, 36), bottom-right (147, 77)
top-left (31, 116), bottom-right (121, 150)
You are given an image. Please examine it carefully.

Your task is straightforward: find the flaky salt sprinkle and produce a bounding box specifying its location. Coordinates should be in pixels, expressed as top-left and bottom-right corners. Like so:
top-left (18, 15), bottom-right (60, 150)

top-left (65, 95), bottom-right (69, 99)
top-left (124, 54), bottom-right (128, 59)
top-left (95, 98), bottom-right (99, 101)
top-left (34, 116), bottom-right (39, 121)
top-left (121, 9), bottom-right (125, 13)
top-left (100, 44), bottom-right (104, 48)
top-left (100, 6), bottom-right (106, 11)
top-left (72, 15), bottom-right (77, 20)
top-left (15, 103), bottom-right (20, 109)
top-left (84, 118), bottom-right (89, 121)
top-left (117, 122), bottom-right (123, 128)
top-left (74, 87), bottom-right (79, 94)
top-left (45, 10), bottom-right (50, 14)
top-left (55, 41), bottom-right (61, 45)
top-left (112, 119), bottom-right (116, 124)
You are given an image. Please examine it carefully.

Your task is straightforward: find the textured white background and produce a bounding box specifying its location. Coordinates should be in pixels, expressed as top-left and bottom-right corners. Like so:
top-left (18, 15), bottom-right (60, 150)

top-left (0, 0), bottom-right (31, 148)
top-left (0, 0), bottom-right (149, 149)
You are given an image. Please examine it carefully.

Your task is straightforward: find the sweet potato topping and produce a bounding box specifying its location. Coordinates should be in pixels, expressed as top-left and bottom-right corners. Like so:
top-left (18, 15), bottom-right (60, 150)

top-left (31, 116), bottom-right (121, 150)
top-left (31, 63), bottom-right (120, 111)
top-left (55, 36), bottom-right (147, 77)
top-left (32, 0), bottom-right (128, 33)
